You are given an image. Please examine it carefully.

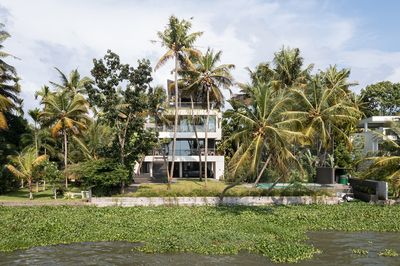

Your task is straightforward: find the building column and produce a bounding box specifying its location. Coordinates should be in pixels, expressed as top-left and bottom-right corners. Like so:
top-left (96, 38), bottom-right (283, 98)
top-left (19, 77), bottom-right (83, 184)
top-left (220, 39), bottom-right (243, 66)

top-left (179, 162), bottom-right (183, 178)
top-left (215, 160), bottom-right (224, 180)
top-left (149, 162), bottom-right (153, 178)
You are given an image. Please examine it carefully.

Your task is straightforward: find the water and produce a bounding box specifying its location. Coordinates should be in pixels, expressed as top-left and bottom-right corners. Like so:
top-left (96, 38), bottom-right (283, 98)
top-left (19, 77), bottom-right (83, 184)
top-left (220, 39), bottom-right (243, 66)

top-left (0, 232), bottom-right (399, 265)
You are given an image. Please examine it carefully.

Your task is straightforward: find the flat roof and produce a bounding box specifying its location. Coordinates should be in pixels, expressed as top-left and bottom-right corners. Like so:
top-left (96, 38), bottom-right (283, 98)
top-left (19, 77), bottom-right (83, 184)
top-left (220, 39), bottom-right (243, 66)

top-left (359, 116), bottom-right (400, 127)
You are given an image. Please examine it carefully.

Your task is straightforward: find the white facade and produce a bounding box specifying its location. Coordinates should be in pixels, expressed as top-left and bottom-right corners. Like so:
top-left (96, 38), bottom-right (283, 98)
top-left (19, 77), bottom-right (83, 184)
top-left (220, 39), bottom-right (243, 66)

top-left (143, 105), bottom-right (225, 180)
top-left (358, 116), bottom-right (400, 154)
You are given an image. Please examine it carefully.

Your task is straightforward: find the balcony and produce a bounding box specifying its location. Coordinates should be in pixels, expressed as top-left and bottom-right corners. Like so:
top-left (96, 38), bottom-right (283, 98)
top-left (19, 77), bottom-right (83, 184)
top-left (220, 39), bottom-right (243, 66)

top-left (151, 148), bottom-right (220, 156)
top-left (168, 102), bottom-right (218, 109)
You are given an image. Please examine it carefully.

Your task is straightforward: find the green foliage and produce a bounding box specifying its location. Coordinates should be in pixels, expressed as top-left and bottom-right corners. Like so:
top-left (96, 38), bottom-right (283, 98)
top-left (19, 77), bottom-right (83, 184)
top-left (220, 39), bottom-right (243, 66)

top-left (34, 160), bottom-right (63, 187)
top-left (70, 159), bottom-right (129, 196)
top-left (334, 141), bottom-right (353, 168)
top-left (378, 249), bottom-right (399, 257)
top-left (360, 81), bottom-right (400, 117)
top-left (0, 23), bottom-right (21, 130)
top-left (0, 204), bottom-right (399, 263)
top-left (352, 248), bottom-right (368, 255)
top-left (86, 51), bottom-right (156, 170)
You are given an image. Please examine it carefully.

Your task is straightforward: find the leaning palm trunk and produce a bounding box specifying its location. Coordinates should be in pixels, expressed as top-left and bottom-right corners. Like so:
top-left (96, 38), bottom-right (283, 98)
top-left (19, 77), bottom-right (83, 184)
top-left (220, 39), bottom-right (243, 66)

top-left (253, 154), bottom-right (272, 187)
top-left (265, 176), bottom-right (282, 195)
top-left (63, 129), bottom-right (68, 188)
top-left (168, 55), bottom-right (179, 189)
top-left (204, 89), bottom-right (210, 187)
top-left (190, 96), bottom-right (203, 181)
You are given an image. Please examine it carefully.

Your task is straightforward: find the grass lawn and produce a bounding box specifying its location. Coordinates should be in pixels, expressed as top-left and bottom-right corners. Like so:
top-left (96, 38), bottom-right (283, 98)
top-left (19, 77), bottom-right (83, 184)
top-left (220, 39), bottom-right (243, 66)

top-left (122, 179), bottom-right (332, 197)
top-left (0, 186), bottom-right (82, 202)
top-left (0, 203), bottom-right (399, 263)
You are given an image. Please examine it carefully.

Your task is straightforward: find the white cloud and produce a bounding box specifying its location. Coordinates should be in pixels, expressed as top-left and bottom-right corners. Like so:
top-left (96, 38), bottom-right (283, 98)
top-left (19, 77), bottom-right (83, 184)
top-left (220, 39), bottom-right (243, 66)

top-left (0, 0), bottom-right (399, 115)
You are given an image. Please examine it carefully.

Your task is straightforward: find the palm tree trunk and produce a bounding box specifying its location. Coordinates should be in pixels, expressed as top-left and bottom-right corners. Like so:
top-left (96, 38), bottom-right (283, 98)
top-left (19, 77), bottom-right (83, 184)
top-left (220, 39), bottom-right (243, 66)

top-left (204, 89), bottom-right (210, 187)
top-left (253, 154), bottom-right (272, 187)
top-left (63, 129), bottom-right (68, 189)
top-left (264, 176), bottom-right (283, 195)
top-left (28, 178), bottom-right (33, 200)
top-left (190, 96), bottom-right (202, 181)
top-left (169, 54), bottom-right (179, 188)
top-left (34, 122), bottom-right (38, 157)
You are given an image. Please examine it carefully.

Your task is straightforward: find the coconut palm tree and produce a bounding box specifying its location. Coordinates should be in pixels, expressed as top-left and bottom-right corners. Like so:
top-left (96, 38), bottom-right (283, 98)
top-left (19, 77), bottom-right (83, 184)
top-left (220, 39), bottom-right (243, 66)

top-left (50, 68), bottom-right (92, 95)
top-left (40, 91), bottom-right (90, 188)
top-left (28, 108), bottom-right (41, 156)
top-left (180, 49), bottom-right (234, 185)
top-left (272, 47), bottom-right (313, 90)
top-left (0, 24), bottom-right (20, 130)
top-left (221, 82), bottom-right (305, 197)
top-left (6, 148), bottom-right (47, 199)
top-left (155, 15), bottom-right (203, 187)
top-left (72, 120), bottom-right (114, 160)
top-left (34, 85), bottom-right (51, 101)
top-left (285, 68), bottom-right (361, 165)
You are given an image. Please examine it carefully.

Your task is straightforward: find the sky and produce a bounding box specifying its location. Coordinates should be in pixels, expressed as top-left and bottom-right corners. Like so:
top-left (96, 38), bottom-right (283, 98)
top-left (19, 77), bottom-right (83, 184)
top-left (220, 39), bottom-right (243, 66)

top-left (1, 0), bottom-right (400, 115)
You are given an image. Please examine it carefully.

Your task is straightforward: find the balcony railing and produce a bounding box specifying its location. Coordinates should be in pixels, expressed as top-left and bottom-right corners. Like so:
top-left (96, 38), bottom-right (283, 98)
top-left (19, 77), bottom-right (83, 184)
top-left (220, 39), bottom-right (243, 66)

top-left (151, 148), bottom-right (220, 156)
top-left (168, 102), bottom-right (219, 109)
top-left (148, 124), bottom-right (217, 133)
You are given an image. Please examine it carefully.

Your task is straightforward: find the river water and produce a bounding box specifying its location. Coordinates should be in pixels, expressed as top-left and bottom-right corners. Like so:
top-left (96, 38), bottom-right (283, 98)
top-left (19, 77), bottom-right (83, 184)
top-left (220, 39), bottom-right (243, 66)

top-left (0, 232), bottom-right (399, 265)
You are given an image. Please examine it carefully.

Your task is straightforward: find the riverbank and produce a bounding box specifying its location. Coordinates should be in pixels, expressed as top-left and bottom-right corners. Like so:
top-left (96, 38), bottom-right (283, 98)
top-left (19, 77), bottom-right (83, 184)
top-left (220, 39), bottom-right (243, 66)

top-left (1, 203), bottom-right (399, 263)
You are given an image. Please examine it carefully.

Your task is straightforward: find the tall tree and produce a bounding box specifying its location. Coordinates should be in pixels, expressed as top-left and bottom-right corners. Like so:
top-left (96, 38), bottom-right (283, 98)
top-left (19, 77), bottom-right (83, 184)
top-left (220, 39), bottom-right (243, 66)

top-left (40, 90), bottom-right (90, 188)
top-left (86, 50), bottom-right (155, 193)
top-left (155, 15), bottom-right (203, 187)
top-left (0, 23), bottom-right (21, 130)
top-left (6, 148), bottom-right (47, 199)
top-left (272, 47), bottom-right (313, 90)
top-left (286, 66), bottom-right (361, 165)
top-left (28, 108), bottom-right (41, 156)
top-left (221, 82), bottom-right (305, 198)
top-left (180, 49), bottom-right (234, 185)
top-left (50, 68), bottom-right (92, 95)
top-left (359, 81), bottom-right (400, 117)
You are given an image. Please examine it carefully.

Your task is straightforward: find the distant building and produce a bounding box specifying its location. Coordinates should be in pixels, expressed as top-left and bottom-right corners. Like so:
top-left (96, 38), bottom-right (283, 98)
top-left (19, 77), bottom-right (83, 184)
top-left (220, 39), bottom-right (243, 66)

top-left (140, 84), bottom-right (224, 180)
top-left (358, 116), bottom-right (400, 154)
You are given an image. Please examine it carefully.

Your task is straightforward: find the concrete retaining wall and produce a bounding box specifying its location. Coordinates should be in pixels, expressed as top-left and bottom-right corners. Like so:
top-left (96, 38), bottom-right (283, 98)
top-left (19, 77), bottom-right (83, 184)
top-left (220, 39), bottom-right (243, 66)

top-left (91, 196), bottom-right (341, 207)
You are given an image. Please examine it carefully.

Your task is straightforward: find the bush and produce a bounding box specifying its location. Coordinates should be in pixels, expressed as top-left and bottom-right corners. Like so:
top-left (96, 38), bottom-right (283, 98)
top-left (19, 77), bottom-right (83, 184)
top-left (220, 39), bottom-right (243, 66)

top-left (0, 168), bottom-right (20, 194)
top-left (70, 159), bottom-right (129, 196)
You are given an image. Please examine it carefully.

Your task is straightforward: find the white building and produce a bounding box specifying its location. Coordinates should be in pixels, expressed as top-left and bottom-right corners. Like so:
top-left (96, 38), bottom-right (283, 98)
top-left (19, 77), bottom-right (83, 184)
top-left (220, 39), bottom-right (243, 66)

top-left (358, 116), bottom-right (400, 154)
top-left (141, 91), bottom-right (225, 180)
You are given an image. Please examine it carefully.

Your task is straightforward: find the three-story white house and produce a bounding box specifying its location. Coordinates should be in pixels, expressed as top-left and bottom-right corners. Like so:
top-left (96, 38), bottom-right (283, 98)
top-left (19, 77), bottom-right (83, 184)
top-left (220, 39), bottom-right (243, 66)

top-left (140, 86), bottom-right (225, 180)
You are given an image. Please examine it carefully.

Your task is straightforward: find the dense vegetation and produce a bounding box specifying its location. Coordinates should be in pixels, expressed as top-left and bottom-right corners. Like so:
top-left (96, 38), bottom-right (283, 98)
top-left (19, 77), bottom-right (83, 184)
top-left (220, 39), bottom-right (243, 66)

top-left (0, 204), bottom-right (399, 263)
top-left (1, 15), bottom-right (400, 198)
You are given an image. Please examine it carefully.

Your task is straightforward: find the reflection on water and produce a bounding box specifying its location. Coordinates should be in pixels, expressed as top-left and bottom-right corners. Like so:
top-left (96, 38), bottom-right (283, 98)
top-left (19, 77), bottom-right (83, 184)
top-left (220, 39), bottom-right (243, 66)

top-left (0, 232), bottom-right (399, 265)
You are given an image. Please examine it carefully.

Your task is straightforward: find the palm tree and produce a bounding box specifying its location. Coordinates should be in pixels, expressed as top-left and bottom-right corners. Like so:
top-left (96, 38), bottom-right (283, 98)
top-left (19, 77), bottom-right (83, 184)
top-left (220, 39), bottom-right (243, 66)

top-left (285, 68), bottom-right (361, 165)
top-left (155, 15), bottom-right (203, 187)
top-left (34, 85), bottom-right (51, 101)
top-left (364, 122), bottom-right (400, 197)
top-left (0, 24), bottom-right (20, 130)
top-left (180, 49), bottom-right (234, 185)
top-left (40, 91), bottom-right (90, 188)
top-left (28, 108), bottom-right (41, 156)
top-left (50, 68), bottom-right (92, 95)
top-left (73, 120), bottom-right (114, 160)
top-left (272, 47), bottom-right (313, 90)
top-left (6, 148), bottom-right (47, 199)
top-left (221, 82), bottom-right (305, 198)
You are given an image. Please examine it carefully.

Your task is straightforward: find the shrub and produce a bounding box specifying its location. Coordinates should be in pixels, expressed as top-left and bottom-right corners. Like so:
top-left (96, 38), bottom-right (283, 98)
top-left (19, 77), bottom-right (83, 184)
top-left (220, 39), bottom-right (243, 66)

top-left (70, 159), bottom-right (129, 196)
